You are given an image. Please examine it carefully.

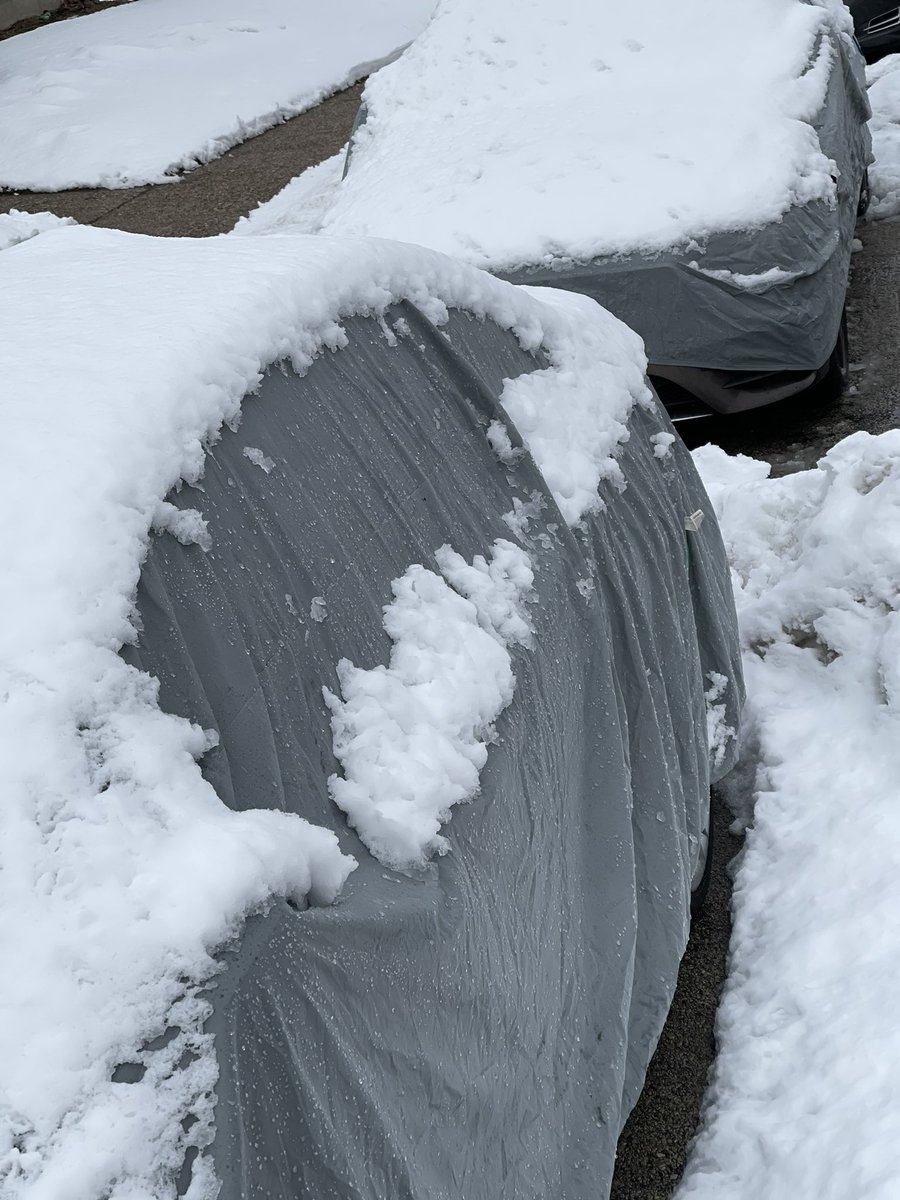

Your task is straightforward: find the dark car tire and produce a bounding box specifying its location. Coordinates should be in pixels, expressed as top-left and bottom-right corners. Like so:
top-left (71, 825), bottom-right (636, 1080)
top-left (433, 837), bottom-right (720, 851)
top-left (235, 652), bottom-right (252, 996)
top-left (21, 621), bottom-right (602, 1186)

top-left (820, 307), bottom-right (850, 402)
top-left (690, 789), bottom-right (715, 919)
top-left (857, 168), bottom-right (871, 220)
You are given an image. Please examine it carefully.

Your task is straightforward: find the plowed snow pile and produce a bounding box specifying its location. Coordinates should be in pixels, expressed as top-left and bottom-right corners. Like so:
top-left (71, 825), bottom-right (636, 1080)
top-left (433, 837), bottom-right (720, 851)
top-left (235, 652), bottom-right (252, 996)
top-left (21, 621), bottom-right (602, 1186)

top-left (678, 431), bottom-right (900, 1200)
top-left (867, 53), bottom-right (900, 217)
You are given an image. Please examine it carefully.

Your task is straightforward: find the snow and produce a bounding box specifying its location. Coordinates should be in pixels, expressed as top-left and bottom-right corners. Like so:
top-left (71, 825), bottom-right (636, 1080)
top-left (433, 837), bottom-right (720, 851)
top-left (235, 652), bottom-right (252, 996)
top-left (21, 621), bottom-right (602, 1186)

top-left (704, 672), bottom-right (735, 771)
top-left (866, 54), bottom-right (900, 218)
top-left (0, 209), bottom-right (74, 252)
top-left (242, 445), bottom-right (275, 473)
top-left (0, 221), bottom-right (649, 1199)
top-left (687, 263), bottom-right (798, 291)
top-left (0, 0), bottom-right (434, 190)
top-left (233, 150), bottom-right (346, 237)
top-left (289, 0), bottom-right (845, 268)
top-left (324, 540), bottom-right (533, 870)
top-left (676, 431), bottom-right (900, 1199)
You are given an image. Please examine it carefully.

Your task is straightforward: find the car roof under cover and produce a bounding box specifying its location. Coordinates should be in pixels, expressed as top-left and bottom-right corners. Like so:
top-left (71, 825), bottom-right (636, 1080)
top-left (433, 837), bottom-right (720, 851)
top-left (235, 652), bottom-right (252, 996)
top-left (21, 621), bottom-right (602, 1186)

top-left (0, 223), bottom-right (742, 1198)
top-left (321, 0), bottom-right (858, 269)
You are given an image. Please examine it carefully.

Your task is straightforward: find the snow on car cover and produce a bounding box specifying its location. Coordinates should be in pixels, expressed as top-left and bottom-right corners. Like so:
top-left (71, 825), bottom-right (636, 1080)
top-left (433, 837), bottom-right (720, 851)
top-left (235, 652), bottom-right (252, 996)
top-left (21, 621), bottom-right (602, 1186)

top-left (245, 0), bottom-right (867, 383)
top-left (319, 0), bottom-right (852, 267)
top-left (0, 221), bottom-right (707, 1199)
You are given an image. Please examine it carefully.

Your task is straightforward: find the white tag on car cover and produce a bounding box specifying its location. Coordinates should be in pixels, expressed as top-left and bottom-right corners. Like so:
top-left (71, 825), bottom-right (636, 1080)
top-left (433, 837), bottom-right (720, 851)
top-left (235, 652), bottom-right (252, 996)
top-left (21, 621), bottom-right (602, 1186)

top-left (684, 509), bottom-right (705, 532)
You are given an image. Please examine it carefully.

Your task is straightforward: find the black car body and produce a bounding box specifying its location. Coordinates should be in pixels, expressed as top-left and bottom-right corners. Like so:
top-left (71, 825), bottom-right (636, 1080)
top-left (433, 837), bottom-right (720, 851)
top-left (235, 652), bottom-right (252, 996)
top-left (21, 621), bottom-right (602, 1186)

top-left (848, 0), bottom-right (900, 61)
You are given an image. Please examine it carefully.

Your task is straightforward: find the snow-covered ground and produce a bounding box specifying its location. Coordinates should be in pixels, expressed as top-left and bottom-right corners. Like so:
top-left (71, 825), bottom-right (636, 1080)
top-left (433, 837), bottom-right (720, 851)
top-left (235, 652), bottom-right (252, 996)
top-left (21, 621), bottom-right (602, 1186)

top-left (237, 0), bottom-right (854, 266)
top-left (867, 54), bottom-right (900, 217)
top-left (675, 432), bottom-right (900, 1199)
top-left (0, 0), bottom-right (433, 190)
top-left (0, 218), bottom-right (650, 1200)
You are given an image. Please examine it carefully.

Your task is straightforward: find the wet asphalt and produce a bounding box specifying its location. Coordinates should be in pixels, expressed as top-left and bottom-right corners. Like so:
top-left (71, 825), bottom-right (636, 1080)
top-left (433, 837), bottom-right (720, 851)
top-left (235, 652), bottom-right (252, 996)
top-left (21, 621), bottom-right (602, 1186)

top-left (4, 58), bottom-right (899, 1197)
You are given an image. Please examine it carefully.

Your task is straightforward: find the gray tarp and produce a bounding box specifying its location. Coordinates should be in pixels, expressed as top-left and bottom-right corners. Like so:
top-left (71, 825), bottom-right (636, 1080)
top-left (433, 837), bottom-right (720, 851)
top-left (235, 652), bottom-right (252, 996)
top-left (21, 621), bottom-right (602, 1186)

top-left (504, 24), bottom-right (872, 373)
top-left (125, 302), bottom-right (742, 1199)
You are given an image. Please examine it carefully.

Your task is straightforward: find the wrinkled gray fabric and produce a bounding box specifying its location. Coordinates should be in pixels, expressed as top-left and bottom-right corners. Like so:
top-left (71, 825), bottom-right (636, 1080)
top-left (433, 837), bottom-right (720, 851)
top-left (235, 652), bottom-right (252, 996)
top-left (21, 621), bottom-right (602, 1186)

top-left (125, 303), bottom-right (742, 1200)
top-left (503, 25), bottom-right (872, 373)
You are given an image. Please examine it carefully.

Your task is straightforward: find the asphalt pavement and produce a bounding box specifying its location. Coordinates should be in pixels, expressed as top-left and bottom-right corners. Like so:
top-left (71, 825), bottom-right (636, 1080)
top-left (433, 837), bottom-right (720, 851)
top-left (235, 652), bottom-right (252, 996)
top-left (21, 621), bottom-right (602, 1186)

top-left (0, 80), bottom-right (364, 236)
top-left (4, 72), bottom-right (899, 1199)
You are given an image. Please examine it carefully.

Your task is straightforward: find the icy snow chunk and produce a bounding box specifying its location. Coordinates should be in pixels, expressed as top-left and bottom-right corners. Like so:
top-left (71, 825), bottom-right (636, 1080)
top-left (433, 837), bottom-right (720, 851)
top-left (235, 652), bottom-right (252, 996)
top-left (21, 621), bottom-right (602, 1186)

top-left (242, 445), bottom-right (275, 473)
top-left (309, 596), bottom-right (328, 623)
top-left (153, 500), bottom-right (212, 550)
top-left (704, 671), bottom-right (735, 770)
top-left (650, 431), bottom-right (675, 459)
top-left (324, 539), bottom-right (533, 869)
top-left (503, 491), bottom-right (546, 540)
top-left (486, 419), bottom-right (524, 467)
top-left (687, 263), bottom-right (796, 292)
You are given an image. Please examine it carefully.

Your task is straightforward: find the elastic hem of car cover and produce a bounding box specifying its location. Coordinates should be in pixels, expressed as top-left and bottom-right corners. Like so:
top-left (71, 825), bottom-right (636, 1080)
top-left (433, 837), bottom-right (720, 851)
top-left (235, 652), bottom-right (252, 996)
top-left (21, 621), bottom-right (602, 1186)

top-left (649, 361), bottom-right (827, 415)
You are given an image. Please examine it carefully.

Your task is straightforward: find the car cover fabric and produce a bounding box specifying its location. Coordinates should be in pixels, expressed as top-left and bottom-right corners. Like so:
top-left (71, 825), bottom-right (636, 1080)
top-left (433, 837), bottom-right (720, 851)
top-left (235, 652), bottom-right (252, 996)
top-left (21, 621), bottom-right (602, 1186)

top-left (124, 303), bottom-right (742, 1199)
top-left (503, 27), bottom-right (872, 373)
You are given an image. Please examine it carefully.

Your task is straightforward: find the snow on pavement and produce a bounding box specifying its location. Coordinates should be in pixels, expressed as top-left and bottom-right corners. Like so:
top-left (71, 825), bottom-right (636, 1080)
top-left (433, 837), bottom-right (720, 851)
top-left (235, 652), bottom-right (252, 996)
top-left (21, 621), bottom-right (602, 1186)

top-left (676, 432), bottom-right (900, 1200)
top-left (0, 0), bottom-right (434, 190)
top-left (867, 53), bottom-right (900, 218)
top-left (0, 221), bottom-right (650, 1199)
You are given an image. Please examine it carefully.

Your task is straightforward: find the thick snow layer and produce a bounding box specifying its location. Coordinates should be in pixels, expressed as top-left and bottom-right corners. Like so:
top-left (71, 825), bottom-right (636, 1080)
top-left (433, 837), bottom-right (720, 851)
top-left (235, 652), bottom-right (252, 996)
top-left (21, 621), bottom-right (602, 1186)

top-left (325, 540), bottom-right (533, 869)
top-left (307, 0), bottom-right (844, 267)
top-left (0, 0), bottom-right (433, 190)
top-left (676, 431), bottom-right (900, 1200)
top-left (0, 209), bottom-right (74, 251)
top-left (867, 54), bottom-right (900, 218)
top-left (0, 223), bottom-right (648, 1199)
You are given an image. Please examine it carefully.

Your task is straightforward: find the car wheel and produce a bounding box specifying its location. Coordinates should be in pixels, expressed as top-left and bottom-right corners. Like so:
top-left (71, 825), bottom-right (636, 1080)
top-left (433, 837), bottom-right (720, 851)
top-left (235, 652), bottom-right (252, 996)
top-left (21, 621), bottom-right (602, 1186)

top-left (820, 307), bottom-right (850, 402)
top-left (690, 789), bottom-right (714, 918)
top-left (857, 169), bottom-right (870, 219)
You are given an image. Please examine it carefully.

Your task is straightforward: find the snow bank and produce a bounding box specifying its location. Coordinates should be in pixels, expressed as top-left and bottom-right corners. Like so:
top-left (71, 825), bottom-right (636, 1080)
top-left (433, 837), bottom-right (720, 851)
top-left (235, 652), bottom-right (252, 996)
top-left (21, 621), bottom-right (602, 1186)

top-left (867, 53), bottom-right (900, 218)
top-left (0, 209), bottom-right (74, 252)
top-left (0, 0), bottom-right (433, 190)
top-left (676, 431), bottom-right (900, 1200)
top-left (0, 224), bottom-right (648, 1199)
top-left (309, 0), bottom-right (843, 268)
top-left (325, 540), bottom-right (533, 869)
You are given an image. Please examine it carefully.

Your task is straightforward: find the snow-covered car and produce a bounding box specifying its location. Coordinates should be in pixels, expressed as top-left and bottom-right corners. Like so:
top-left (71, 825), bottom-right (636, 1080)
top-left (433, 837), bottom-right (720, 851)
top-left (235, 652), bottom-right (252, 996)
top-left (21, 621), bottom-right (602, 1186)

top-left (312, 0), bottom-right (872, 419)
top-left (0, 220), bottom-right (742, 1200)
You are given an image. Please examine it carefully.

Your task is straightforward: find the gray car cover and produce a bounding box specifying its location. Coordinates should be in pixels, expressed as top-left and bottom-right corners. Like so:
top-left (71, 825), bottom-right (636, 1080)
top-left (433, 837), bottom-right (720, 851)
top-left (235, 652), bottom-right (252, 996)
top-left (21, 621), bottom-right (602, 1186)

top-left (124, 302), bottom-right (743, 1199)
top-left (503, 23), bottom-right (872, 374)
